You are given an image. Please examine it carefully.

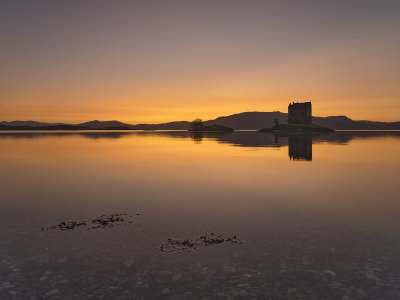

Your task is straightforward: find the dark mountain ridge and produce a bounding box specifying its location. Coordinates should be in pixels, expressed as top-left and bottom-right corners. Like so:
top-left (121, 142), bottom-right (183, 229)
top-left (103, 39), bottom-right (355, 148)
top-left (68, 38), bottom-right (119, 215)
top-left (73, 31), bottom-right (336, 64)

top-left (0, 120), bottom-right (65, 127)
top-left (78, 120), bottom-right (132, 129)
top-left (130, 121), bottom-right (190, 130)
top-left (1, 112), bottom-right (399, 130)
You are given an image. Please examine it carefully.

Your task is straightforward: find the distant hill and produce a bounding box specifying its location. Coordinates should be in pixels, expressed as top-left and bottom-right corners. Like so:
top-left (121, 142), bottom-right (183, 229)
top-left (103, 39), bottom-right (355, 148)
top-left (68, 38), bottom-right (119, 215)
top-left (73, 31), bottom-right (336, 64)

top-left (78, 120), bottom-right (134, 129)
top-left (0, 121), bottom-right (64, 127)
top-left (131, 112), bottom-right (399, 130)
top-left (1, 112), bottom-right (400, 130)
top-left (312, 116), bottom-right (400, 130)
top-left (0, 124), bottom-right (91, 130)
top-left (204, 111), bottom-right (287, 130)
top-left (203, 112), bottom-right (400, 130)
top-left (131, 121), bottom-right (190, 130)
top-left (129, 112), bottom-right (400, 130)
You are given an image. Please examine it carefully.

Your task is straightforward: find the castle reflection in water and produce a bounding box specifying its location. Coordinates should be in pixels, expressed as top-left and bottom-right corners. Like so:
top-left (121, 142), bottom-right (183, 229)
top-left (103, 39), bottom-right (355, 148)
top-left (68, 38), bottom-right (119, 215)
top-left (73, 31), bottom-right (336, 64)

top-left (192, 132), bottom-right (314, 161)
top-left (288, 135), bottom-right (312, 161)
top-left (2, 130), bottom-right (400, 162)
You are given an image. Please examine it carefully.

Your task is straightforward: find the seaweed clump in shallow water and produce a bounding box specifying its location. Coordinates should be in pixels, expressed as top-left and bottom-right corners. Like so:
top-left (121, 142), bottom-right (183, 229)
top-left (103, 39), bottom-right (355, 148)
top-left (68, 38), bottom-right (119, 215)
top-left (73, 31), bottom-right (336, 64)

top-left (41, 213), bottom-right (135, 231)
top-left (160, 232), bottom-right (242, 252)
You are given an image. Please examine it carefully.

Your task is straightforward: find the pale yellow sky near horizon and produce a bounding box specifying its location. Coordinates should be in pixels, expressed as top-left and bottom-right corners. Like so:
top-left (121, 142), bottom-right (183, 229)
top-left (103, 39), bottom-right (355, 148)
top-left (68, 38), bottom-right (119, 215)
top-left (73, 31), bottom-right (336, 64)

top-left (1, 1), bottom-right (399, 123)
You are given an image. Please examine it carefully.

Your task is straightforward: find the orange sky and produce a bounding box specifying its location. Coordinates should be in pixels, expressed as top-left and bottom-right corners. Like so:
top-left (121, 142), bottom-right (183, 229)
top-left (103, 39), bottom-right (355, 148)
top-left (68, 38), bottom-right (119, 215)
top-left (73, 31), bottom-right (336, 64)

top-left (1, 1), bottom-right (399, 123)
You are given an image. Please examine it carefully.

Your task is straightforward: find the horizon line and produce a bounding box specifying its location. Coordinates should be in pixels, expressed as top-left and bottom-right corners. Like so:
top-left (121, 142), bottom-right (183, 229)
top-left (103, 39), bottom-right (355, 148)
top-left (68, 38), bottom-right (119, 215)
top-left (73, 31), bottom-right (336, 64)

top-left (1, 110), bottom-right (400, 125)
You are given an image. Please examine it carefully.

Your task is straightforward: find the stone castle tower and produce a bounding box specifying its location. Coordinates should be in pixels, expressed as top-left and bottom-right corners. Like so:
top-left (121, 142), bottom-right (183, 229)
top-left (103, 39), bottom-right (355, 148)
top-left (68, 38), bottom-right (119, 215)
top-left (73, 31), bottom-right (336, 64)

top-left (288, 101), bottom-right (312, 124)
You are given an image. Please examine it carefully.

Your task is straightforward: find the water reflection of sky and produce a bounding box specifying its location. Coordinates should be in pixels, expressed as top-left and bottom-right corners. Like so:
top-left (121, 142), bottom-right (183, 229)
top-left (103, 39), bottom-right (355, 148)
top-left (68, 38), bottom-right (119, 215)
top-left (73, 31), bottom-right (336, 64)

top-left (1, 131), bottom-right (400, 299)
top-left (1, 130), bottom-right (400, 160)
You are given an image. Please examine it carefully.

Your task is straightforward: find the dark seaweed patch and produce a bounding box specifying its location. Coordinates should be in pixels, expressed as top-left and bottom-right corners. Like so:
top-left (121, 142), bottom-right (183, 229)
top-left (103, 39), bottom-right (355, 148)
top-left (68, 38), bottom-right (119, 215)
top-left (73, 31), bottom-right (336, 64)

top-left (160, 232), bottom-right (242, 252)
top-left (41, 213), bottom-right (135, 231)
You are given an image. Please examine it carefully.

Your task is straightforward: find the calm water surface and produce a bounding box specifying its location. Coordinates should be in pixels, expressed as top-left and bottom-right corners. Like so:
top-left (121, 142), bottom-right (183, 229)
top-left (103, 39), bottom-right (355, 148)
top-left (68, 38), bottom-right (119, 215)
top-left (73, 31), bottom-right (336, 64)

top-left (1, 131), bottom-right (400, 299)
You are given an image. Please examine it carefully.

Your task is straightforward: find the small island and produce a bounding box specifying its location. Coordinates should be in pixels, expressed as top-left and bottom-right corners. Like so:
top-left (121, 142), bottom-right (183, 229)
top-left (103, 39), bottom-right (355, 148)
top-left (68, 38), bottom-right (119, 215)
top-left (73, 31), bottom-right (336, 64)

top-left (260, 102), bottom-right (334, 134)
top-left (260, 123), bottom-right (333, 134)
top-left (188, 118), bottom-right (234, 132)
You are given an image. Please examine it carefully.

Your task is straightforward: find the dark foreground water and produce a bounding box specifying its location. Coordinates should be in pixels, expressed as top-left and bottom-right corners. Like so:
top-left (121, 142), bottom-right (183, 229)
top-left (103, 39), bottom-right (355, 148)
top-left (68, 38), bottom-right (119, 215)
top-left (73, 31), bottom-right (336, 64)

top-left (1, 131), bottom-right (400, 299)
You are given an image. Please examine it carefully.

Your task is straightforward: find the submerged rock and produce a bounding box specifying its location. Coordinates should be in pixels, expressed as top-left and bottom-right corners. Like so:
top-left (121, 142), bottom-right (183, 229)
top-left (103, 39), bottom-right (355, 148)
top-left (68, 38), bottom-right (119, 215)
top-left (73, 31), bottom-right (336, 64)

top-left (172, 273), bottom-right (182, 281)
top-left (325, 269), bottom-right (336, 276)
top-left (45, 289), bottom-right (60, 296)
top-left (123, 259), bottom-right (135, 268)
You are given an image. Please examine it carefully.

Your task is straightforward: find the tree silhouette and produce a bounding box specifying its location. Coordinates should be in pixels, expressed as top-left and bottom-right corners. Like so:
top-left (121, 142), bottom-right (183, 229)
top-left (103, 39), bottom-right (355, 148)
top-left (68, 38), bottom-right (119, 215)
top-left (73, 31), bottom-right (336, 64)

top-left (190, 118), bottom-right (203, 130)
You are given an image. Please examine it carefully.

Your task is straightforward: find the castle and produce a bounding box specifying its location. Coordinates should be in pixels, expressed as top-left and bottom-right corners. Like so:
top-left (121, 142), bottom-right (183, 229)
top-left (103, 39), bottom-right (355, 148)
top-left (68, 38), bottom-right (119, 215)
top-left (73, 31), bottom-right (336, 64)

top-left (288, 101), bottom-right (312, 124)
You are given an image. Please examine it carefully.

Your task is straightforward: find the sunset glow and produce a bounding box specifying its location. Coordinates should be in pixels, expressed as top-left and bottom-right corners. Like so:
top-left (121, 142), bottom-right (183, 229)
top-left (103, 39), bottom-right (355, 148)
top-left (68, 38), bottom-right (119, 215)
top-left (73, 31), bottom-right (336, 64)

top-left (1, 0), bottom-right (399, 123)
